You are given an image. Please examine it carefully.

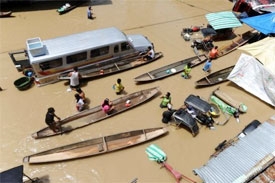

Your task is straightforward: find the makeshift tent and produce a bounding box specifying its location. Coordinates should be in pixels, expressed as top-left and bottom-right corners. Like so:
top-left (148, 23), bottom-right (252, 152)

top-left (241, 12), bottom-right (275, 35)
top-left (227, 53), bottom-right (275, 107)
top-left (205, 11), bottom-right (242, 30)
top-left (238, 37), bottom-right (275, 74)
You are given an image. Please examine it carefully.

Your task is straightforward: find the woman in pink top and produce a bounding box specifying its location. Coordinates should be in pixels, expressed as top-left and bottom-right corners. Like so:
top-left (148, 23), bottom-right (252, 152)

top-left (101, 98), bottom-right (114, 114)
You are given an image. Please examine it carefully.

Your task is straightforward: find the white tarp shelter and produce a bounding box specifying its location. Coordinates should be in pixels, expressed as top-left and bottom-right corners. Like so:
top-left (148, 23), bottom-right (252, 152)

top-left (227, 53), bottom-right (275, 107)
top-left (238, 37), bottom-right (275, 75)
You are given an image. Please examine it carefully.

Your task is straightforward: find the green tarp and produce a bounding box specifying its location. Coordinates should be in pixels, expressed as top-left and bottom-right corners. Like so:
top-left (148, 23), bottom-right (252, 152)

top-left (205, 11), bottom-right (242, 30)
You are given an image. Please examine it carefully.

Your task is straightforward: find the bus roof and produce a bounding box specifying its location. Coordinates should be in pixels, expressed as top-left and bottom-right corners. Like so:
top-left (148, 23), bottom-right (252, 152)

top-left (27, 27), bottom-right (129, 63)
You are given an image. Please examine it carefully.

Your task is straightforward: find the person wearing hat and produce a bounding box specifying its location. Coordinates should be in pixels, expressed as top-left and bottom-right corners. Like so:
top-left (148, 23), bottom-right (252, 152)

top-left (45, 107), bottom-right (61, 133)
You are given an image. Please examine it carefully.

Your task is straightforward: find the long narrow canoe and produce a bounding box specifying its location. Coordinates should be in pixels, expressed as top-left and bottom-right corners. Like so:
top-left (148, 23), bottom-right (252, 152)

top-left (32, 87), bottom-right (160, 139)
top-left (213, 87), bottom-right (247, 113)
top-left (195, 65), bottom-right (234, 87)
top-left (217, 29), bottom-right (259, 57)
top-left (25, 127), bottom-right (168, 164)
top-left (59, 52), bottom-right (163, 81)
top-left (0, 11), bottom-right (12, 18)
top-left (57, 3), bottom-right (82, 15)
top-left (134, 54), bottom-right (208, 82)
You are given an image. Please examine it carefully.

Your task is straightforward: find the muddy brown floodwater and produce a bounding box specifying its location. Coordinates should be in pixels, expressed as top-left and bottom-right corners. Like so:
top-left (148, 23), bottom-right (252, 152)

top-left (0, 0), bottom-right (274, 182)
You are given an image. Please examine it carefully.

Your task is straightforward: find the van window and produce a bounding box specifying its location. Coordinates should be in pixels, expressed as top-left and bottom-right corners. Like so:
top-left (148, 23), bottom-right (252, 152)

top-left (67, 52), bottom-right (87, 64)
top-left (90, 46), bottom-right (109, 58)
top-left (121, 42), bottom-right (130, 51)
top-left (39, 58), bottom-right (63, 71)
top-left (114, 45), bottom-right (119, 53)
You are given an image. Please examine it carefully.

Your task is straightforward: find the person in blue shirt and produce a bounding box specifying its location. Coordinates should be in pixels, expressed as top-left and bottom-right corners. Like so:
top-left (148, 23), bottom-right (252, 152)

top-left (203, 59), bottom-right (212, 73)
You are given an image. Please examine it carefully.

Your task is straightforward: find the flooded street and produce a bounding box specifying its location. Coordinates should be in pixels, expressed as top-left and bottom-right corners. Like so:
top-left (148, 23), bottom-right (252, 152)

top-left (0, 0), bottom-right (274, 182)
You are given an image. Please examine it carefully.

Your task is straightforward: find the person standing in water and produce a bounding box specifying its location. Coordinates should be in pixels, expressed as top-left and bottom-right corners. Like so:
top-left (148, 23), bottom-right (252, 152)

top-left (75, 93), bottom-right (85, 112)
top-left (87, 6), bottom-right (93, 19)
top-left (203, 59), bottom-right (212, 73)
top-left (68, 67), bottom-right (82, 90)
top-left (113, 78), bottom-right (125, 95)
top-left (160, 92), bottom-right (172, 110)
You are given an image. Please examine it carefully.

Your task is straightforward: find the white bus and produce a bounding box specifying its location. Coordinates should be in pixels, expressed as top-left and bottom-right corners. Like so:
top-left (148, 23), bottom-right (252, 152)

top-left (9, 27), bottom-right (155, 86)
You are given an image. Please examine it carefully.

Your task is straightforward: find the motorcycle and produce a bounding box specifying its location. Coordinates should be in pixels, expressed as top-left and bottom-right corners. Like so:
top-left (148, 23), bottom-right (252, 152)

top-left (191, 39), bottom-right (214, 51)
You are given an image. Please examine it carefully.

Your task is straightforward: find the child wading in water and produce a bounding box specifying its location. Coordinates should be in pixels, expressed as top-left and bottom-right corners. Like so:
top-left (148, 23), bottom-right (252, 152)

top-left (160, 92), bottom-right (172, 110)
top-left (113, 78), bottom-right (125, 95)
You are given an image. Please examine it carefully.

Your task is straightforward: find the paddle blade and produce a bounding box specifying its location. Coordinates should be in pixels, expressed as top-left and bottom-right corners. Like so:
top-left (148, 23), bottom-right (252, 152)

top-left (145, 144), bottom-right (167, 162)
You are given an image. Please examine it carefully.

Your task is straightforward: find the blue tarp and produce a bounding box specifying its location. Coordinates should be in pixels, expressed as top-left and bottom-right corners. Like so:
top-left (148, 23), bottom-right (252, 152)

top-left (241, 12), bottom-right (275, 35)
top-left (205, 11), bottom-right (242, 30)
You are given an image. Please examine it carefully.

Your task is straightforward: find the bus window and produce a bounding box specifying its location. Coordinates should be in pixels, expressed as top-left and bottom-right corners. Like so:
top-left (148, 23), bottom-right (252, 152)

top-left (90, 46), bottom-right (109, 58)
top-left (39, 58), bottom-right (63, 71)
top-left (114, 45), bottom-right (119, 53)
top-left (121, 42), bottom-right (130, 51)
top-left (67, 52), bottom-right (87, 64)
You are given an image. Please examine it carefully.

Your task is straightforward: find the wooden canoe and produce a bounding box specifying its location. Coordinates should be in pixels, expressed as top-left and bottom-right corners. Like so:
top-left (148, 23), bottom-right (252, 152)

top-left (59, 52), bottom-right (163, 81)
top-left (213, 87), bottom-right (247, 113)
top-left (217, 29), bottom-right (259, 57)
top-left (25, 127), bottom-right (168, 164)
top-left (57, 2), bottom-right (83, 15)
top-left (134, 54), bottom-right (207, 82)
top-left (0, 11), bottom-right (12, 18)
top-left (32, 86), bottom-right (160, 139)
top-left (195, 65), bottom-right (234, 87)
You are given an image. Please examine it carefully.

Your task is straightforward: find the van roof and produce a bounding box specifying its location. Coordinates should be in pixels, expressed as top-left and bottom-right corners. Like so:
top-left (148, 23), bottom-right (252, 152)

top-left (28, 27), bottom-right (129, 63)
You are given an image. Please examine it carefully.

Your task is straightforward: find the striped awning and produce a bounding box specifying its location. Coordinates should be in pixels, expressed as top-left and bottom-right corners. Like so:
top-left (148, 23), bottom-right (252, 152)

top-left (205, 11), bottom-right (242, 30)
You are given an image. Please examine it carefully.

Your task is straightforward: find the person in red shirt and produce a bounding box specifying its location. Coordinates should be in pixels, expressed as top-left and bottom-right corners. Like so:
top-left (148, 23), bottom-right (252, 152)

top-left (209, 46), bottom-right (219, 59)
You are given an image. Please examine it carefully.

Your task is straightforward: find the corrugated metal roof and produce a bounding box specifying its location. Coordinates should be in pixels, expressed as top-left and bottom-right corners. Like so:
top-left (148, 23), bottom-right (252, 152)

top-left (193, 120), bottom-right (275, 183)
top-left (205, 11), bottom-right (242, 30)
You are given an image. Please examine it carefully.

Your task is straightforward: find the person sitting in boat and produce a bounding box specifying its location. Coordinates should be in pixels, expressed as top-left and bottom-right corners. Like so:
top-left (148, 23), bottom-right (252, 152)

top-left (113, 78), bottom-right (125, 95)
top-left (209, 46), bottom-right (219, 59)
top-left (102, 98), bottom-right (115, 115)
top-left (183, 103), bottom-right (196, 118)
top-left (160, 92), bottom-right (172, 110)
top-left (181, 62), bottom-right (192, 79)
top-left (75, 94), bottom-right (85, 112)
top-left (76, 88), bottom-right (86, 101)
top-left (45, 107), bottom-right (61, 133)
top-left (143, 46), bottom-right (155, 61)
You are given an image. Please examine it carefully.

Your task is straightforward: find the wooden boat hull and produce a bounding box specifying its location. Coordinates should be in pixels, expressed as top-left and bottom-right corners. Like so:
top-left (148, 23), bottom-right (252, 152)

top-left (134, 54), bottom-right (207, 82)
top-left (195, 66), bottom-right (234, 87)
top-left (213, 87), bottom-right (247, 113)
top-left (25, 127), bottom-right (168, 164)
top-left (0, 11), bottom-right (12, 18)
top-left (32, 87), bottom-right (160, 139)
top-left (217, 29), bottom-right (259, 57)
top-left (59, 52), bottom-right (163, 81)
top-left (57, 2), bottom-right (83, 15)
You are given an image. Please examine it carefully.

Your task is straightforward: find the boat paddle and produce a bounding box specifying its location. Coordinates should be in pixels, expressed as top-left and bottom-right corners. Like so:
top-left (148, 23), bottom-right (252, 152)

top-left (145, 144), bottom-right (197, 183)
